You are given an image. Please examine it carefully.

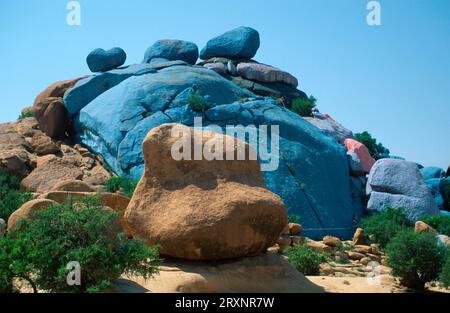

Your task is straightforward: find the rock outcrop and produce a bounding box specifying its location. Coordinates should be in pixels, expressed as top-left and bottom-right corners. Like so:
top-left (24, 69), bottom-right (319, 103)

top-left (344, 138), bottom-right (375, 174)
top-left (366, 159), bottom-right (439, 222)
top-left (124, 124), bottom-right (287, 260)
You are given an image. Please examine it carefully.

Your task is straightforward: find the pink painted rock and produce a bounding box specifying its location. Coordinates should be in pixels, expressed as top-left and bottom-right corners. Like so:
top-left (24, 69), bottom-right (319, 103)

top-left (344, 139), bottom-right (375, 174)
top-left (236, 62), bottom-right (298, 87)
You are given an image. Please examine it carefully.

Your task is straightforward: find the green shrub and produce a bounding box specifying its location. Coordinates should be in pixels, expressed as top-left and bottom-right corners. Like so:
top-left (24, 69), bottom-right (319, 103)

top-left (421, 215), bottom-right (450, 236)
top-left (290, 95), bottom-right (317, 117)
top-left (0, 170), bottom-right (33, 221)
top-left (440, 255), bottom-right (450, 288)
top-left (104, 176), bottom-right (138, 198)
top-left (354, 131), bottom-right (389, 160)
top-left (288, 214), bottom-right (300, 224)
top-left (188, 90), bottom-right (208, 112)
top-left (1, 196), bottom-right (161, 293)
top-left (285, 243), bottom-right (328, 275)
top-left (359, 208), bottom-right (411, 248)
top-left (386, 230), bottom-right (447, 290)
top-left (17, 111), bottom-right (34, 120)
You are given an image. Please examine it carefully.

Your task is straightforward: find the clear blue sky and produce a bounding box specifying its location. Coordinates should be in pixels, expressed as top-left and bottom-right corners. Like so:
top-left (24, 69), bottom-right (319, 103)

top-left (1, 0), bottom-right (449, 168)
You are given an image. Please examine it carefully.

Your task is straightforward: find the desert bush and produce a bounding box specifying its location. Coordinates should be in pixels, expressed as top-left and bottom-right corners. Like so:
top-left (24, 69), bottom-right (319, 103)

top-left (188, 90), bottom-right (208, 112)
top-left (1, 196), bottom-right (161, 293)
top-left (0, 170), bottom-right (33, 220)
top-left (354, 131), bottom-right (389, 160)
top-left (440, 255), bottom-right (450, 288)
top-left (386, 230), bottom-right (447, 290)
top-left (290, 95), bottom-right (316, 117)
top-left (359, 208), bottom-right (411, 248)
top-left (421, 215), bottom-right (450, 236)
top-left (104, 176), bottom-right (138, 198)
top-left (285, 243), bottom-right (328, 275)
top-left (288, 214), bottom-right (300, 224)
top-left (17, 111), bottom-right (34, 120)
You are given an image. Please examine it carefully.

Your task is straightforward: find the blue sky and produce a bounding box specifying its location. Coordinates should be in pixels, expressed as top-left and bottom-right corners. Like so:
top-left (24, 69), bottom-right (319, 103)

top-left (0, 0), bottom-right (449, 168)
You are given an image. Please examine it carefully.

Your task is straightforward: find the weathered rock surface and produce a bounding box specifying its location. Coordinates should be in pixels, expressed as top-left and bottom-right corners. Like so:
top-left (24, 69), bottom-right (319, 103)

top-left (0, 123), bottom-right (34, 178)
top-left (117, 253), bottom-right (324, 293)
top-left (7, 199), bottom-right (57, 231)
top-left (200, 26), bottom-right (260, 60)
top-left (366, 159), bottom-right (439, 222)
top-left (50, 179), bottom-right (95, 192)
top-left (236, 62), bottom-right (298, 87)
top-left (305, 114), bottom-right (353, 144)
top-left (87, 47), bottom-right (127, 72)
top-left (143, 40), bottom-right (198, 65)
top-left (344, 139), bottom-right (375, 174)
top-left (21, 159), bottom-right (83, 193)
top-left (124, 124), bottom-right (287, 260)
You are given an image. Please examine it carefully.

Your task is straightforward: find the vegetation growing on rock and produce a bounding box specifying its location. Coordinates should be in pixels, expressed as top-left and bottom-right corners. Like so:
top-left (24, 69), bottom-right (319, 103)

top-left (290, 95), bottom-right (317, 117)
top-left (0, 170), bottom-right (33, 221)
top-left (354, 131), bottom-right (389, 160)
top-left (104, 176), bottom-right (138, 198)
top-left (0, 195), bottom-right (161, 293)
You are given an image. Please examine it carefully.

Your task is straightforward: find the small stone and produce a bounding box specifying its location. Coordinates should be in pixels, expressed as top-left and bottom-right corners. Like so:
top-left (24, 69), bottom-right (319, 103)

top-left (308, 240), bottom-right (333, 253)
top-left (437, 234), bottom-right (450, 247)
top-left (414, 221), bottom-right (438, 235)
top-left (30, 132), bottom-right (60, 156)
top-left (352, 228), bottom-right (365, 245)
top-left (288, 223), bottom-right (303, 236)
top-left (347, 251), bottom-right (365, 260)
top-left (291, 236), bottom-right (305, 246)
top-left (277, 236), bottom-right (292, 251)
top-left (366, 253), bottom-right (381, 263)
top-left (370, 244), bottom-right (380, 255)
top-left (267, 244), bottom-right (280, 254)
top-left (320, 263), bottom-right (334, 275)
top-left (322, 236), bottom-right (341, 247)
top-left (359, 257), bottom-right (371, 266)
top-left (353, 245), bottom-right (372, 254)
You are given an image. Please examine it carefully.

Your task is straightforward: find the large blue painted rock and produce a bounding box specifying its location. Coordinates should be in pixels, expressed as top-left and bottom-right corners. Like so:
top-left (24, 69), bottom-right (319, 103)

top-left (366, 159), bottom-right (439, 222)
top-left (200, 27), bottom-right (260, 60)
top-left (64, 64), bottom-right (166, 118)
top-left (74, 66), bottom-right (359, 238)
top-left (86, 47), bottom-right (127, 73)
top-left (143, 40), bottom-right (199, 65)
top-left (425, 178), bottom-right (444, 209)
top-left (74, 65), bottom-right (254, 177)
top-left (420, 166), bottom-right (445, 180)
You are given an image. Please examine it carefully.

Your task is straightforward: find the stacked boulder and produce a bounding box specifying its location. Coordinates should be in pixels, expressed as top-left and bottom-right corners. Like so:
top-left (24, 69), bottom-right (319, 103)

top-left (366, 158), bottom-right (440, 222)
top-left (123, 124), bottom-right (321, 292)
top-left (197, 27), bottom-right (305, 105)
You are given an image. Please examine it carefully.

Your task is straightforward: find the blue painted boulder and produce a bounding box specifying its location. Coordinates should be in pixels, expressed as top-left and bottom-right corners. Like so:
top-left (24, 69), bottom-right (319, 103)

top-left (64, 64), bottom-right (157, 118)
top-left (366, 159), bottom-right (439, 222)
top-left (74, 70), bottom-right (359, 239)
top-left (420, 166), bottom-right (445, 180)
top-left (74, 65), bottom-right (254, 176)
top-left (200, 26), bottom-right (260, 60)
top-left (441, 177), bottom-right (450, 211)
top-left (425, 178), bottom-right (445, 209)
top-left (86, 47), bottom-right (127, 73)
top-left (143, 40), bottom-right (199, 65)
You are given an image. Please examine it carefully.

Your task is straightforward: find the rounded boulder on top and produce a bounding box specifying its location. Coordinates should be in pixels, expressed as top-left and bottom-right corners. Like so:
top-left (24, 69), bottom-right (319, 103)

top-left (200, 26), bottom-right (260, 60)
top-left (86, 47), bottom-right (127, 72)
